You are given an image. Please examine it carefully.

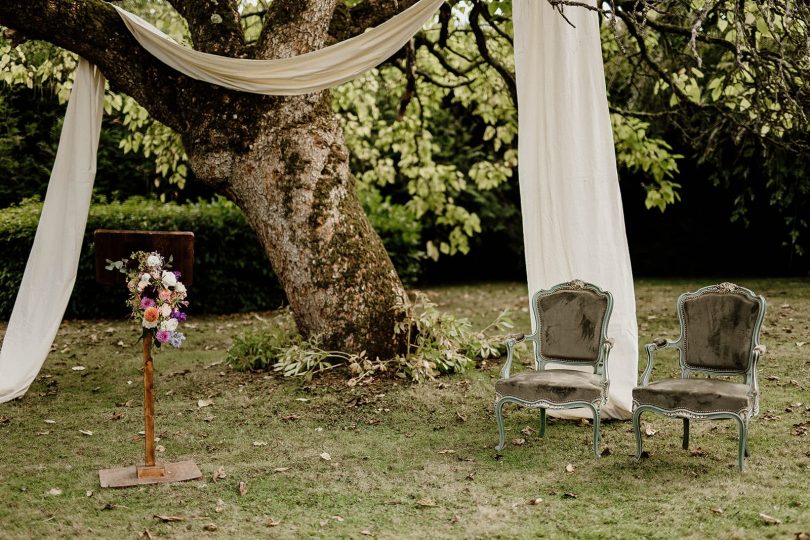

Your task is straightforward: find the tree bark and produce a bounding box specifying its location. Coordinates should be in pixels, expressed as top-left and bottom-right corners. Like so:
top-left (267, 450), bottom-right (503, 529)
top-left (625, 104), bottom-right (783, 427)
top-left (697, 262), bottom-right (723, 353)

top-left (0, 0), bottom-right (413, 359)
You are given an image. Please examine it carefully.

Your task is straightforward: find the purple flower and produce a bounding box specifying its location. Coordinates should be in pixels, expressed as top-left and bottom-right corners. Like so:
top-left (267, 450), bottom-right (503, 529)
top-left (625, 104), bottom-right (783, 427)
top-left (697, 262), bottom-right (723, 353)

top-left (140, 297), bottom-right (156, 309)
top-left (168, 332), bottom-right (186, 348)
top-left (171, 310), bottom-right (187, 321)
top-left (155, 330), bottom-right (171, 344)
top-left (173, 271), bottom-right (182, 279)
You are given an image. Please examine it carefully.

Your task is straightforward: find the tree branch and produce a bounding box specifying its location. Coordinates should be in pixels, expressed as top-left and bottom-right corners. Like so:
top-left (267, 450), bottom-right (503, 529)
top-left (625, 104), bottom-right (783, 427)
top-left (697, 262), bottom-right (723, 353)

top-left (0, 0), bottom-right (192, 132)
top-left (256, 0), bottom-right (340, 60)
top-left (167, 0), bottom-right (246, 57)
top-left (469, 2), bottom-right (517, 106)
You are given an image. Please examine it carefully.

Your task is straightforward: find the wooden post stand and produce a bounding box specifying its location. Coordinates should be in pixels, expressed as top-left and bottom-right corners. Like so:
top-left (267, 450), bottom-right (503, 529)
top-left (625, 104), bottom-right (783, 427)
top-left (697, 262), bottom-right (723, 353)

top-left (135, 334), bottom-right (166, 479)
top-left (97, 231), bottom-right (202, 489)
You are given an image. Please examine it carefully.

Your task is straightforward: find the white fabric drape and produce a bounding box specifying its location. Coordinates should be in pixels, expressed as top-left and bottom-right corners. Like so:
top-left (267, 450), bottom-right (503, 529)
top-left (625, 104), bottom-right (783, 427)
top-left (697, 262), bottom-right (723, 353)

top-left (0, 60), bottom-right (105, 402)
top-left (115, 0), bottom-right (444, 95)
top-left (513, 1), bottom-right (638, 419)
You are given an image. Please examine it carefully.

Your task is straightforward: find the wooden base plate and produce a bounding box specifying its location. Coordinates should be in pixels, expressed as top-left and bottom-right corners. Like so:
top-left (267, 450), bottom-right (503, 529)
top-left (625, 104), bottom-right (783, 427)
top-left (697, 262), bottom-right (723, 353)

top-left (99, 460), bottom-right (202, 488)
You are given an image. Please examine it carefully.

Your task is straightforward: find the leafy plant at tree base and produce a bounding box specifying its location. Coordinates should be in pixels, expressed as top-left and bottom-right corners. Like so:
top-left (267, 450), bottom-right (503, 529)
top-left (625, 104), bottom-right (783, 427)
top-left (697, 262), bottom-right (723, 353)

top-left (226, 293), bottom-right (513, 383)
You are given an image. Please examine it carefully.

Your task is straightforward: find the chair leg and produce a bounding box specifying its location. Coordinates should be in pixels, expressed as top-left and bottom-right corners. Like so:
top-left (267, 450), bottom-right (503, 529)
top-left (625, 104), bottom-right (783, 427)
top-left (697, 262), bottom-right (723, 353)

top-left (539, 408), bottom-right (546, 438)
top-left (682, 418), bottom-right (690, 450)
top-left (495, 399), bottom-right (507, 451)
top-left (632, 407), bottom-right (644, 461)
top-left (734, 415), bottom-right (748, 472)
top-left (591, 407), bottom-right (601, 458)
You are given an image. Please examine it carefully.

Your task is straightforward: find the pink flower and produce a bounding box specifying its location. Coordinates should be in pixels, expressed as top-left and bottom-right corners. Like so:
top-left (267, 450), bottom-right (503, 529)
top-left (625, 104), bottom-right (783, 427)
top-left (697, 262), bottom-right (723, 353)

top-left (140, 297), bottom-right (156, 309)
top-left (159, 289), bottom-right (172, 302)
top-left (155, 330), bottom-right (171, 343)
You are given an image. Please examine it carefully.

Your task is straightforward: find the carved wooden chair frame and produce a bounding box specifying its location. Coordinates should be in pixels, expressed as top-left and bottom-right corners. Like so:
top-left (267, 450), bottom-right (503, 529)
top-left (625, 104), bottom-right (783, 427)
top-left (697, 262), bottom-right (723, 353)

top-left (633, 282), bottom-right (767, 471)
top-left (495, 280), bottom-right (614, 457)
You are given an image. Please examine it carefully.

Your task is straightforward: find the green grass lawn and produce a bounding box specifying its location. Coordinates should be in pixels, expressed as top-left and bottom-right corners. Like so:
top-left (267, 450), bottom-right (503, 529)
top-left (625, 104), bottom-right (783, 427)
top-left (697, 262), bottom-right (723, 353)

top-left (0, 279), bottom-right (808, 539)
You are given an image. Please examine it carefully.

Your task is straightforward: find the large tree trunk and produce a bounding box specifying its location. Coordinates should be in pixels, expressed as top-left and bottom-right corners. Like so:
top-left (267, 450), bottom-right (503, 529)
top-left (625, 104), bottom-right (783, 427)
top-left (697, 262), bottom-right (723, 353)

top-left (0, 0), bottom-right (421, 359)
top-left (188, 91), bottom-right (409, 358)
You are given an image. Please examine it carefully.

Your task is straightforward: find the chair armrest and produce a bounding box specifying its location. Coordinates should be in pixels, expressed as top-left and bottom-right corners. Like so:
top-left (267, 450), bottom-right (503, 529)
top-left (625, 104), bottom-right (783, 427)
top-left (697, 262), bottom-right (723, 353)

top-left (499, 333), bottom-right (526, 380)
top-left (598, 338), bottom-right (615, 382)
top-left (748, 344), bottom-right (767, 416)
top-left (640, 338), bottom-right (680, 386)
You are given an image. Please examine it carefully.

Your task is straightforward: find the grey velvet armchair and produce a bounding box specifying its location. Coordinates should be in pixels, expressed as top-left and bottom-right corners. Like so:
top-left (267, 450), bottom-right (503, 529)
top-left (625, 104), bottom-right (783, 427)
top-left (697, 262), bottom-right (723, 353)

top-left (495, 280), bottom-right (614, 457)
top-left (632, 282), bottom-right (767, 471)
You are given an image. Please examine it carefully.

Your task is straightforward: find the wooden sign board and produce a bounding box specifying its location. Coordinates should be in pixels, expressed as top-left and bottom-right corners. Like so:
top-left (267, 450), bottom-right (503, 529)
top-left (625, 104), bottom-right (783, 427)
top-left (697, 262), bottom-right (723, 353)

top-left (94, 230), bottom-right (194, 286)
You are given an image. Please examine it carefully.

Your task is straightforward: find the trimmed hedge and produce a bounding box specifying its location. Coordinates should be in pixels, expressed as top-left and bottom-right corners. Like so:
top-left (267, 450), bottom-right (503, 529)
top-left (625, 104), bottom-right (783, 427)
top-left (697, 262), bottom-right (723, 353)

top-left (0, 197), bottom-right (285, 319)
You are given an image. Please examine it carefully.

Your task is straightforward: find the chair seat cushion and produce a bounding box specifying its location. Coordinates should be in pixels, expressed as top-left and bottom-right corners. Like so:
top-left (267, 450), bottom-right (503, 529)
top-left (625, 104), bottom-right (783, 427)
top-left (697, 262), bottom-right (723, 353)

top-left (496, 369), bottom-right (604, 404)
top-left (633, 378), bottom-right (752, 414)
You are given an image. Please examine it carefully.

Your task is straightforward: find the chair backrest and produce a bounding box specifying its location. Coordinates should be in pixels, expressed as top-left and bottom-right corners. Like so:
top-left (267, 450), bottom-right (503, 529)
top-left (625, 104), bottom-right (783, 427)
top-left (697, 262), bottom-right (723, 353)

top-left (532, 280), bottom-right (612, 367)
top-left (678, 283), bottom-right (766, 373)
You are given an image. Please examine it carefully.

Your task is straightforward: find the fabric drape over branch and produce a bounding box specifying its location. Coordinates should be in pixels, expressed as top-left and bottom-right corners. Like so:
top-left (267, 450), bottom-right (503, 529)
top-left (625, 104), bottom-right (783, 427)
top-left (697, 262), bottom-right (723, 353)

top-left (0, 60), bottom-right (105, 402)
top-left (513, 0), bottom-right (638, 419)
top-left (115, 0), bottom-right (444, 95)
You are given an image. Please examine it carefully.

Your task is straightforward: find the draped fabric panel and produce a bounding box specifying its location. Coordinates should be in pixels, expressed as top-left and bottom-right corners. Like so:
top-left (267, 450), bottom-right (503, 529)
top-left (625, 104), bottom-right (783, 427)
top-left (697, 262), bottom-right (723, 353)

top-left (115, 0), bottom-right (444, 95)
top-left (0, 60), bottom-right (106, 402)
top-left (513, 0), bottom-right (638, 419)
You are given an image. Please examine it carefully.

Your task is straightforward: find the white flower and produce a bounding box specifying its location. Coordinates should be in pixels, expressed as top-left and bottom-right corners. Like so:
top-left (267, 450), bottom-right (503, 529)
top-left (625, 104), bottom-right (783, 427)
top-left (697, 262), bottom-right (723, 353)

top-left (160, 318), bottom-right (179, 332)
top-left (175, 282), bottom-right (186, 294)
top-left (142, 317), bottom-right (158, 329)
top-left (140, 273), bottom-right (151, 283)
top-left (162, 271), bottom-right (177, 288)
top-left (137, 282), bottom-right (147, 292)
top-left (146, 254), bottom-right (162, 268)
top-left (159, 304), bottom-right (172, 318)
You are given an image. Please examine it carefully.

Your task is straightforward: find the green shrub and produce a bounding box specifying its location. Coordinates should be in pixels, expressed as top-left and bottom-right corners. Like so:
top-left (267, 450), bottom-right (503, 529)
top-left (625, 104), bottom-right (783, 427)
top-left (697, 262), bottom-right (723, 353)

top-left (0, 192), bottom-right (426, 320)
top-left (0, 196), bottom-right (285, 319)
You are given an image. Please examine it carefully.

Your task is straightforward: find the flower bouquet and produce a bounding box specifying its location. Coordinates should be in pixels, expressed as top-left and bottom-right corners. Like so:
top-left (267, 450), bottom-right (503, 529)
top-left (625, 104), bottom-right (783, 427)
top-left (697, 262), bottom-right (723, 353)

top-left (107, 251), bottom-right (188, 347)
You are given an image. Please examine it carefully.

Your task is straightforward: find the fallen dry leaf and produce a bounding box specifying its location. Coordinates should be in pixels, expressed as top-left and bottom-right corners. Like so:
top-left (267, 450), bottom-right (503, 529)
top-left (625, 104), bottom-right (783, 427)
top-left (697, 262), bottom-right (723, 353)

top-left (456, 412), bottom-right (467, 422)
top-left (710, 507), bottom-right (723, 514)
top-left (266, 518), bottom-right (281, 527)
top-left (527, 498), bottom-right (544, 505)
top-left (320, 452), bottom-right (332, 461)
top-left (154, 515), bottom-right (185, 522)
top-left (47, 488), bottom-right (62, 496)
top-left (562, 492), bottom-right (577, 499)
top-left (156, 445), bottom-right (165, 453)
top-left (565, 463), bottom-right (575, 473)
top-left (332, 516), bottom-right (344, 522)
top-left (203, 523), bottom-right (218, 532)
top-left (239, 481), bottom-right (248, 496)
top-left (644, 426), bottom-right (658, 437)
top-left (273, 467), bottom-right (290, 473)
top-left (86, 490), bottom-right (93, 497)
top-left (438, 449), bottom-right (456, 454)
top-left (79, 430), bottom-right (93, 436)
top-left (361, 530), bottom-right (373, 536)
top-left (759, 513), bottom-right (781, 525)
top-left (282, 414), bottom-right (301, 421)
top-left (253, 441), bottom-right (268, 447)
top-left (197, 399), bottom-right (213, 408)
top-left (215, 498), bottom-right (225, 513)
top-left (44, 419), bottom-right (56, 424)
top-left (794, 533), bottom-right (810, 540)
top-left (512, 438), bottom-right (526, 446)
top-left (141, 529), bottom-right (154, 540)
top-left (71, 366), bottom-right (86, 371)
top-left (416, 498), bottom-right (437, 507)
top-left (212, 466), bottom-right (227, 482)
top-left (690, 448), bottom-right (707, 457)
top-left (521, 426), bottom-right (535, 436)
